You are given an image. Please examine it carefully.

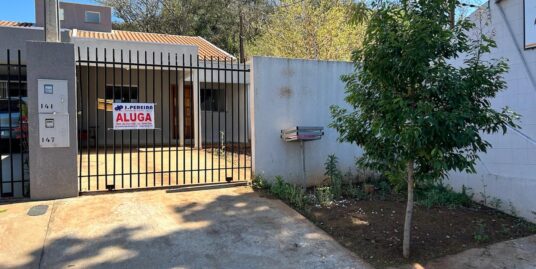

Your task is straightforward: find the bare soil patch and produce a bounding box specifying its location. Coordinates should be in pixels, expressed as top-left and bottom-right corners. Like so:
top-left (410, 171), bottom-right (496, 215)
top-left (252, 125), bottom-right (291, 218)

top-left (303, 195), bottom-right (536, 268)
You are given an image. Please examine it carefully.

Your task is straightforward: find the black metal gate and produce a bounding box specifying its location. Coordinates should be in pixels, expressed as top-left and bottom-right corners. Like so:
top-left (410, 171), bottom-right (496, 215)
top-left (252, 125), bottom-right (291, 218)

top-left (76, 47), bottom-right (251, 192)
top-left (0, 49), bottom-right (29, 198)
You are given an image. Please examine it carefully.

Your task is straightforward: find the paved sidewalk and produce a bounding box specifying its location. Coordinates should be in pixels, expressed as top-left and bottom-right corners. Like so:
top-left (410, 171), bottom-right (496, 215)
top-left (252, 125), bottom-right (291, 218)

top-left (392, 234), bottom-right (536, 269)
top-left (0, 186), bottom-right (372, 269)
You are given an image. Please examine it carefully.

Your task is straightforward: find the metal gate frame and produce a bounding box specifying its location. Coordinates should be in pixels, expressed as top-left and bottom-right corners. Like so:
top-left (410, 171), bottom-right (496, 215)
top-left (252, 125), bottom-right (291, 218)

top-left (0, 49), bottom-right (30, 198)
top-left (76, 47), bottom-right (251, 193)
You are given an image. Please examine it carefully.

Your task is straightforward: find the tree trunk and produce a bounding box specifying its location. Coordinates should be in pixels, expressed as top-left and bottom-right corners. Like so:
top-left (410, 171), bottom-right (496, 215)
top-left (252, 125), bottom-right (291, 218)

top-left (403, 159), bottom-right (415, 258)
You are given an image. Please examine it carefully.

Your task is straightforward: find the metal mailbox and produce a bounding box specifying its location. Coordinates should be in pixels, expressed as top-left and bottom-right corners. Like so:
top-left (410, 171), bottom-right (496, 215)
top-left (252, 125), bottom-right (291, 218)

top-left (281, 126), bottom-right (324, 186)
top-left (281, 126), bottom-right (324, 142)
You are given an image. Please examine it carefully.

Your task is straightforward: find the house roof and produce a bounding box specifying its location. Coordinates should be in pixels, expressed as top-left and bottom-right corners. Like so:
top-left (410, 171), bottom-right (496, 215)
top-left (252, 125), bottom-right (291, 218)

top-left (73, 29), bottom-right (235, 59)
top-left (0, 20), bottom-right (234, 59)
top-left (0, 20), bottom-right (34, 27)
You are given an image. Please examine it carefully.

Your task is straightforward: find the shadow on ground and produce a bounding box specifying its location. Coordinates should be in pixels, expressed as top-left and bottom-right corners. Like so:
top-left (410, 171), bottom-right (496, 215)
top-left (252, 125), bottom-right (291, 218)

top-left (5, 188), bottom-right (369, 269)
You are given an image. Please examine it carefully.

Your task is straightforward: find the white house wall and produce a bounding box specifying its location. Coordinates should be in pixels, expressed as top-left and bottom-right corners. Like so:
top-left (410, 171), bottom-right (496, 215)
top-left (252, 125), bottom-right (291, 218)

top-left (251, 56), bottom-right (359, 186)
top-left (446, 1), bottom-right (536, 223)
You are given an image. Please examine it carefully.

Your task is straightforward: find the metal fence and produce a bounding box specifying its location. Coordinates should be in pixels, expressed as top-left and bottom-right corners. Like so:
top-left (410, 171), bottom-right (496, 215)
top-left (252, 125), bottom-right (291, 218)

top-left (76, 47), bottom-right (251, 192)
top-left (0, 49), bottom-right (29, 198)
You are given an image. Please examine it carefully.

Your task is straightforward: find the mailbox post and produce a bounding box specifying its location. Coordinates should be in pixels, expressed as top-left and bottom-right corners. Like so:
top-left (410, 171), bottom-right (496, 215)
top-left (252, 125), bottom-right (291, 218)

top-left (281, 127), bottom-right (324, 186)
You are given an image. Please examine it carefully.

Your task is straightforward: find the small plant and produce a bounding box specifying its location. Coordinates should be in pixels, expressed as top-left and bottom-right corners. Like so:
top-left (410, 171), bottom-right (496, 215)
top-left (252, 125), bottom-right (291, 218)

top-left (342, 183), bottom-right (367, 200)
top-left (325, 155), bottom-right (343, 200)
top-left (252, 175), bottom-right (269, 190)
top-left (508, 201), bottom-right (519, 217)
top-left (269, 176), bottom-right (306, 209)
top-left (0, 209), bottom-right (6, 214)
top-left (489, 197), bottom-right (503, 209)
top-left (473, 219), bottom-right (490, 243)
top-left (315, 187), bottom-right (333, 206)
top-left (416, 185), bottom-right (473, 209)
top-left (218, 131), bottom-right (226, 156)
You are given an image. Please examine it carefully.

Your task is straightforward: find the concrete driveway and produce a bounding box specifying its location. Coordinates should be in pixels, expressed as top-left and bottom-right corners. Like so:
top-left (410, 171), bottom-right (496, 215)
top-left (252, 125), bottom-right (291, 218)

top-left (0, 186), bottom-right (372, 269)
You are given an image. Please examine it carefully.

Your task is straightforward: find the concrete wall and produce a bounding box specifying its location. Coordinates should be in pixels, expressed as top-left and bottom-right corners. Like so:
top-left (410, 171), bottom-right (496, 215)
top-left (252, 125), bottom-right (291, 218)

top-left (446, 1), bottom-right (536, 223)
top-left (0, 26), bottom-right (70, 63)
top-left (27, 41), bottom-right (78, 200)
top-left (35, 0), bottom-right (113, 32)
top-left (251, 56), bottom-right (360, 186)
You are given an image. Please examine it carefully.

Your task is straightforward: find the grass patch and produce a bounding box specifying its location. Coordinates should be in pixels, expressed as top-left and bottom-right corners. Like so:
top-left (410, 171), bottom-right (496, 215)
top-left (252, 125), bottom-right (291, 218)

top-left (416, 185), bottom-right (473, 209)
top-left (0, 209), bottom-right (7, 214)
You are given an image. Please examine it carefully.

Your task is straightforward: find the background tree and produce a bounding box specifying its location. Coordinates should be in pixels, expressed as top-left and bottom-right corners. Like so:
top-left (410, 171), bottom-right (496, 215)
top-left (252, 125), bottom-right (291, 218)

top-left (246, 0), bottom-right (365, 61)
top-left (98, 0), bottom-right (273, 58)
top-left (330, 0), bottom-right (518, 258)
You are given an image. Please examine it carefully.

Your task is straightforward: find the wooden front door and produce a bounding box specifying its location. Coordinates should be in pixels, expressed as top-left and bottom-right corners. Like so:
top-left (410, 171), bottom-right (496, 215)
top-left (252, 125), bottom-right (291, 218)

top-left (184, 85), bottom-right (193, 140)
top-left (171, 84), bottom-right (193, 141)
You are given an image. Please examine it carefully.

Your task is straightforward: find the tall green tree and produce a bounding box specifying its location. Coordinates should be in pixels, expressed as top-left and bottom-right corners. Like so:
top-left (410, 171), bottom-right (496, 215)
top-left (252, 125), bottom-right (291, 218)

top-left (247, 0), bottom-right (365, 61)
top-left (98, 0), bottom-right (273, 57)
top-left (330, 0), bottom-right (518, 258)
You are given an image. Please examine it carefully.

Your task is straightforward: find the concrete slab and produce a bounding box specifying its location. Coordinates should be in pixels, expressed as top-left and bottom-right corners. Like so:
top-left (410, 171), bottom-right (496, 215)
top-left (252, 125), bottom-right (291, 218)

top-left (391, 235), bottom-right (536, 269)
top-left (0, 187), bottom-right (372, 269)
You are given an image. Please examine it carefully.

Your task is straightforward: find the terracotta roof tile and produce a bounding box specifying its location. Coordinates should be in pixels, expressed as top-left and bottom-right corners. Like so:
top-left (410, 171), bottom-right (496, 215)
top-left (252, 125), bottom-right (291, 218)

top-left (75, 29), bottom-right (234, 59)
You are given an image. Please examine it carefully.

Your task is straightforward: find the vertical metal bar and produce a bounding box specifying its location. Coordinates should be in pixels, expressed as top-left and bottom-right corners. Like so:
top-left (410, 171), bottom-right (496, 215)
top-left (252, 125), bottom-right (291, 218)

top-left (223, 57), bottom-right (228, 182)
top-left (237, 57), bottom-right (241, 182)
top-left (0, 51), bottom-right (3, 195)
top-left (160, 52), bottom-right (164, 186)
top-left (112, 49), bottom-right (117, 188)
top-left (203, 57), bottom-right (207, 184)
top-left (104, 48), bottom-right (108, 188)
top-left (175, 54), bottom-right (179, 185)
top-left (7, 50), bottom-right (14, 194)
top-left (95, 48), bottom-right (100, 190)
top-left (210, 56), bottom-right (214, 183)
top-left (77, 47), bottom-right (83, 192)
top-left (137, 51), bottom-right (141, 188)
top-left (17, 50), bottom-right (25, 196)
top-left (145, 51), bottom-right (149, 187)
top-left (230, 58), bottom-right (234, 181)
top-left (243, 60), bottom-right (248, 180)
top-left (217, 57), bottom-right (221, 183)
top-left (86, 47), bottom-right (91, 191)
top-left (182, 54), bottom-right (186, 185)
top-left (128, 50), bottom-right (132, 188)
top-left (196, 56), bottom-right (201, 183)
top-left (189, 54), bottom-right (194, 185)
top-left (168, 53), bottom-right (171, 186)
top-left (152, 52), bottom-right (156, 187)
top-left (120, 49), bottom-right (124, 189)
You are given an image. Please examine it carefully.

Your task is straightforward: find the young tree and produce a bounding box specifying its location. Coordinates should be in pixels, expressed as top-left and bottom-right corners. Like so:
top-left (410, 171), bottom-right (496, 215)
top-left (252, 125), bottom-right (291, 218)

top-left (247, 0), bottom-right (366, 61)
top-left (330, 0), bottom-right (518, 258)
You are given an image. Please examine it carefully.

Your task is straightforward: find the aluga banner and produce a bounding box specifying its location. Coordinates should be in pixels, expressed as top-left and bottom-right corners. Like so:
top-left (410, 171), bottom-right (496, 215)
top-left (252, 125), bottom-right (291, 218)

top-left (113, 103), bottom-right (155, 130)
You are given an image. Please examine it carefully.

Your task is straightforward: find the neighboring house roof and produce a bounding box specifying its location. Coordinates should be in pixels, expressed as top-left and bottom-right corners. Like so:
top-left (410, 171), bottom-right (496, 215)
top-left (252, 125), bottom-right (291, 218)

top-left (0, 20), bottom-right (234, 59)
top-left (73, 29), bottom-right (235, 59)
top-left (0, 20), bottom-right (34, 27)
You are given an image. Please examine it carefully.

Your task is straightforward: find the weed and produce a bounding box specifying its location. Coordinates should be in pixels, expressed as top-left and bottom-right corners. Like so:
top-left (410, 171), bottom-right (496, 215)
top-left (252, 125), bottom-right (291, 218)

top-left (325, 155), bottom-right (343, 200)
top-left (489, 197), bottom-right (503, 209)
top-left (315, 187), bottom-right (334, 206)
top-left (0, 209), bottom-right (6, 214)
top-left (473, 219), bottom-right (490, 243)
top-left (252, 175), bottom-right (269, 190)
top-left (269, 176), bottom-right (306, 209)
top-left (508, 201), bottom-right (519, 217)
top-left (343, 183), bottom-right (368, 200)
top-left (416, 185), bottom-right (473, 209)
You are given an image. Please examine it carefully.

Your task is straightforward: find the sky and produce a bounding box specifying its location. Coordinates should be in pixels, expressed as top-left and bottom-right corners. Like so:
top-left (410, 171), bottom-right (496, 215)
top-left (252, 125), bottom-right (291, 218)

top-left (0, 0), bottom-right (489, 24)
top-left (0, 0), bottom-right (102, 23)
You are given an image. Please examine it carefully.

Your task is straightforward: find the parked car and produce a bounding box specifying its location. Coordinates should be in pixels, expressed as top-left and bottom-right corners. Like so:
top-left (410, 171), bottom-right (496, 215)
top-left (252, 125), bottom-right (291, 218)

top-left (0, 98), bottom-right (28, 153)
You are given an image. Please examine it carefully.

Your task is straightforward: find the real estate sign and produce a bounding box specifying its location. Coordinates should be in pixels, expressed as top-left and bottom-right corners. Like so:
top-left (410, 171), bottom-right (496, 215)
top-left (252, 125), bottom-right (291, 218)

top-left (525, 0), bottom-right (536, 49)
top-left (113, 103), bottom-right (155, 130)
